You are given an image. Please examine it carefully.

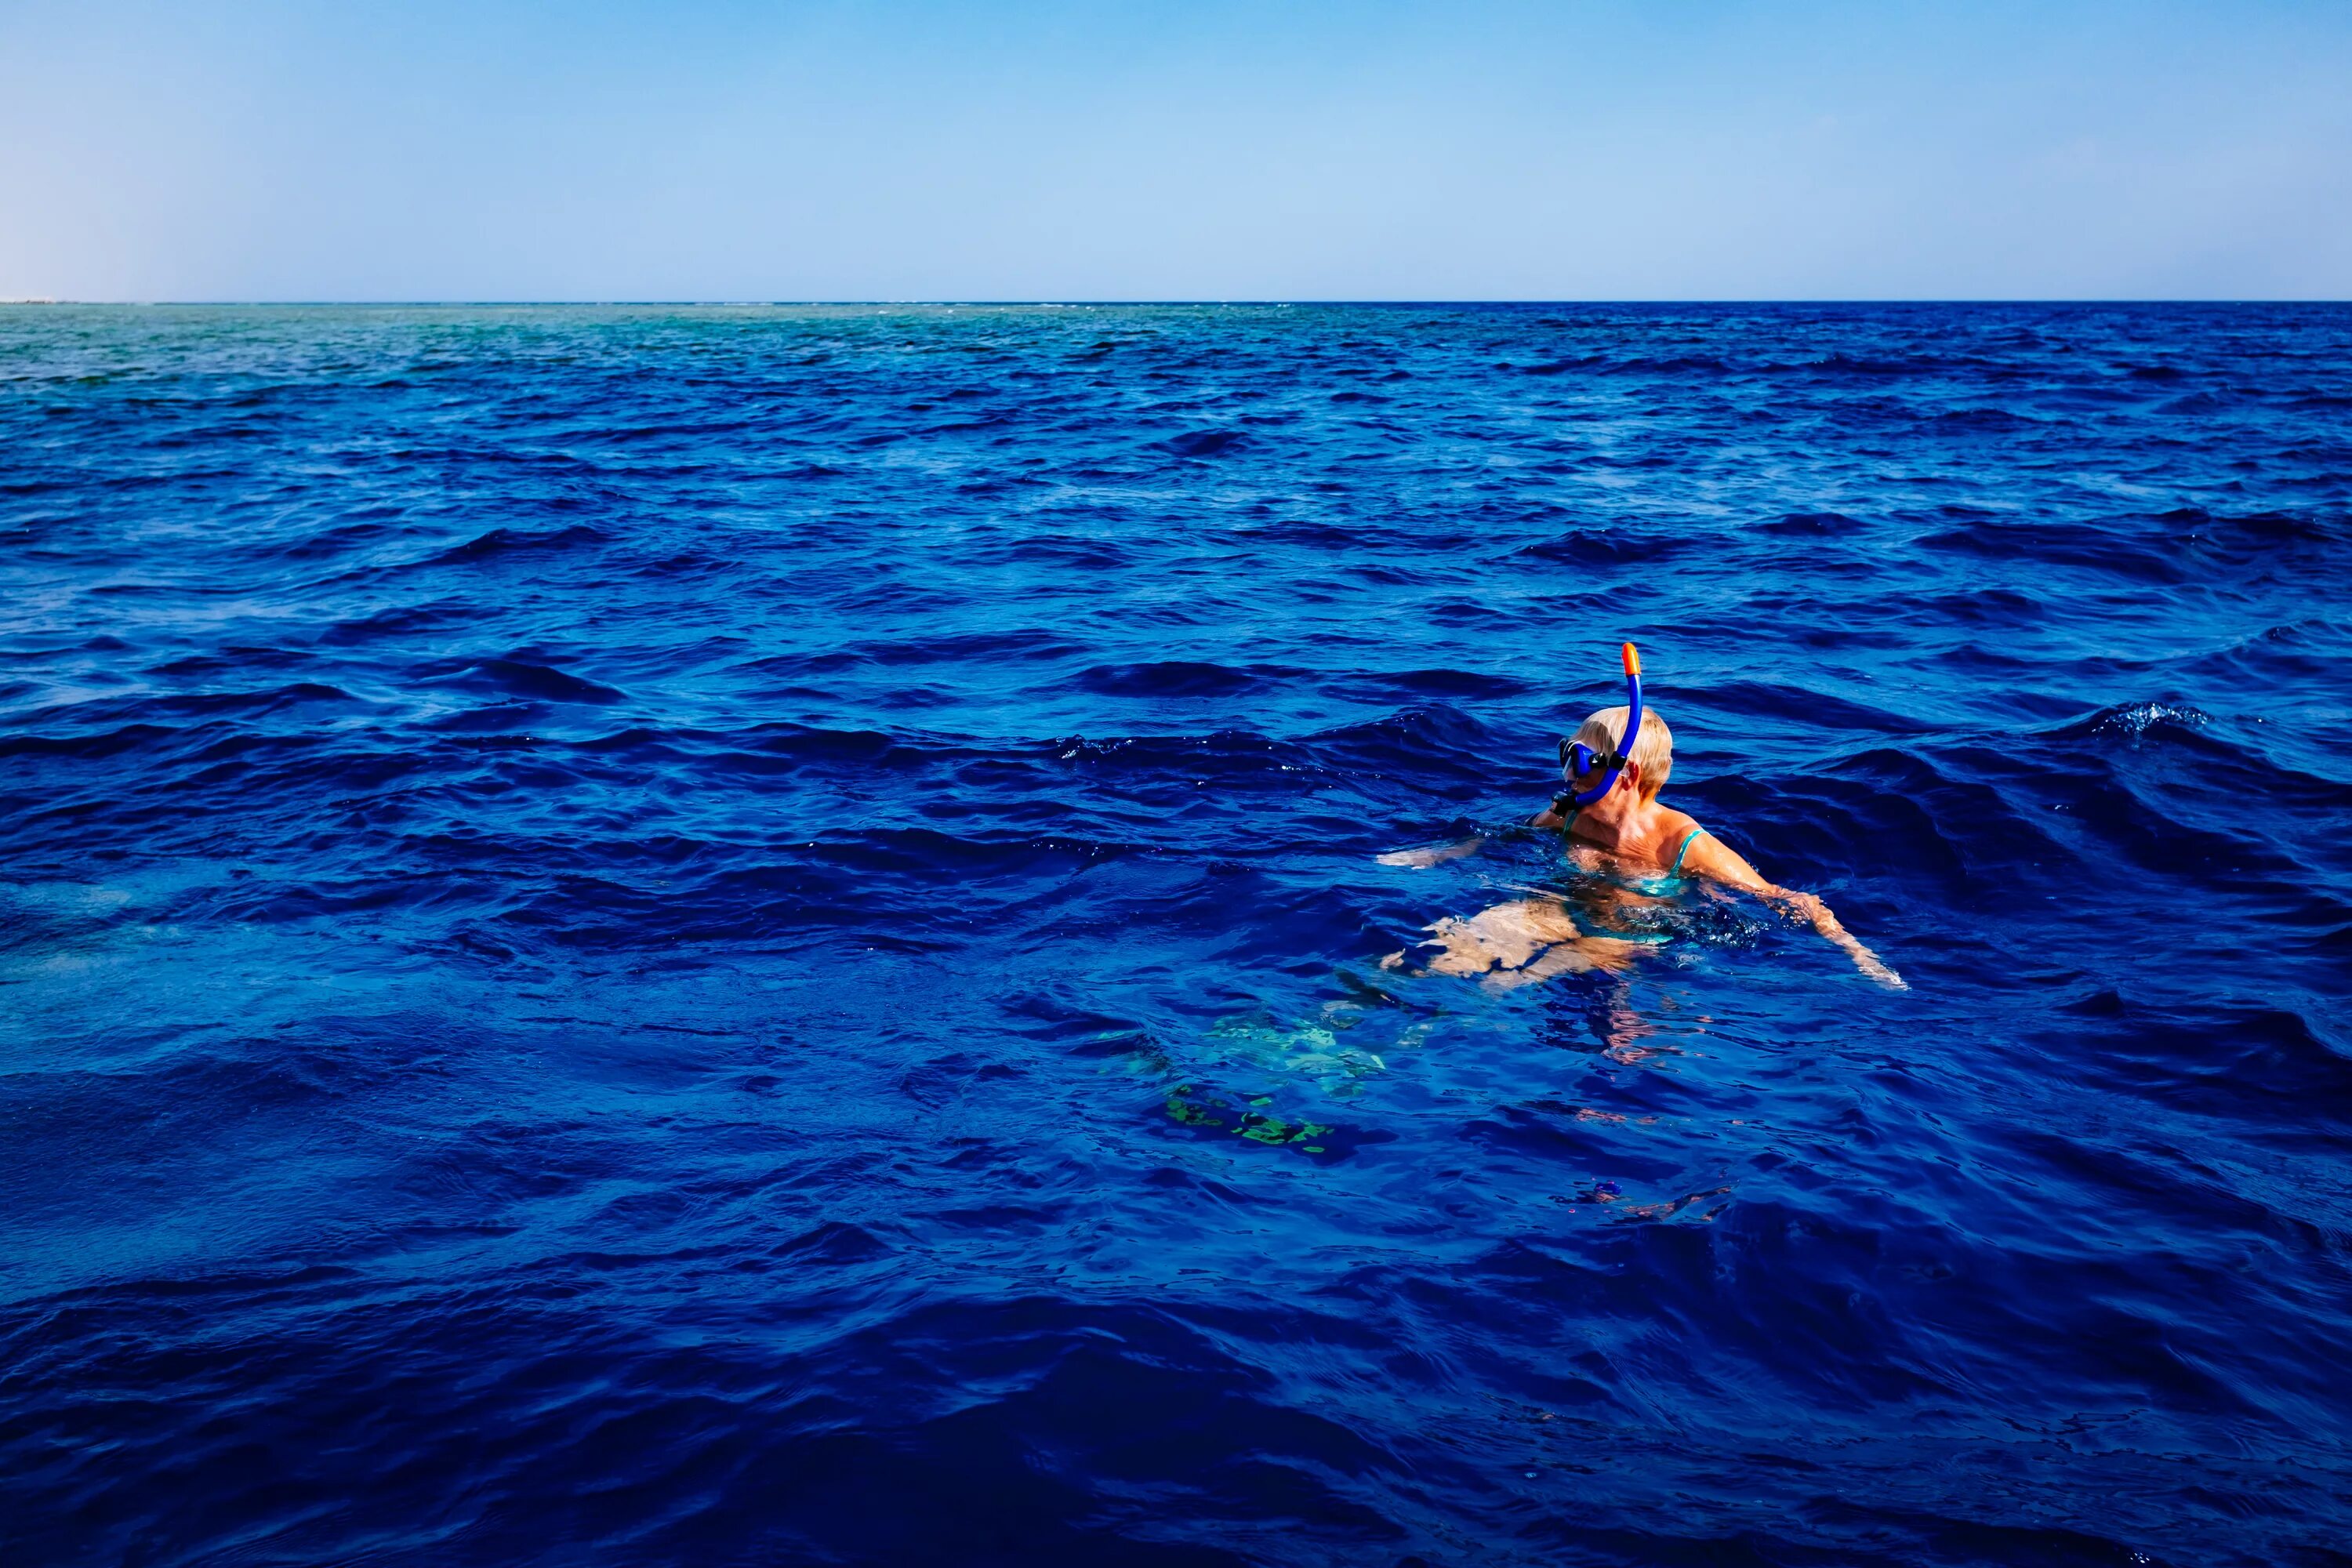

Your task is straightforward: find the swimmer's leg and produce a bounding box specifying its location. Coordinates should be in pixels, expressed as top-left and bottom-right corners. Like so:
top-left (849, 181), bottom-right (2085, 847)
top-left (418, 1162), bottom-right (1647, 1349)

top-left (1482, 935), bottom-right (1643, 993)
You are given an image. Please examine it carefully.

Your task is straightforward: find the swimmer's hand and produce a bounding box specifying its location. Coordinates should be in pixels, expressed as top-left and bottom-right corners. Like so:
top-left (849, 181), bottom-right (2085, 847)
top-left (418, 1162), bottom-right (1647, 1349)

top-left (1376, 836), bottom-right (1483, 869)
top-left (1776, 889), bottom-right (1907, 990)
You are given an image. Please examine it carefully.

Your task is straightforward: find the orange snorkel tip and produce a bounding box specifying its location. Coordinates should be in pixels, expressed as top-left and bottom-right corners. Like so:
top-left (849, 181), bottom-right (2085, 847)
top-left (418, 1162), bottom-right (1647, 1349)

top-left (1622, 641), bottom-right (1642, 678)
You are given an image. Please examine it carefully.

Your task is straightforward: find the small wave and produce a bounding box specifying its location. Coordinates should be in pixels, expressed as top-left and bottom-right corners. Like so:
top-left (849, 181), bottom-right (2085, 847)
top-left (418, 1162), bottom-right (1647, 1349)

top-left (1301, 705), bottom-right (1497, 789)
top-left (1916, 517), bottom-right (2187, 584)
top-left (148, 648), bottom-right (313, 678)
top-left (2057, 996), bottom-right (2352, 1124)
top-left (21, 684), bottom-right (358, 731)
top-left (1076, 661), bottom-right (1279, 698)
top-left (2066, 701), bottom-right (2211, 742)
top-left (1513, 529), bottom-right (1689, 567)
top-left (982, 535), bottom-right (1133, 572)
top-left (426, 523), bottom-right (608, 566)
top-left (1700, 681), bottom-right (1939, 737)
top-left (1232, 517), bottom-right (1366, 547)
top-left (851, 630), bottom-right (1088, 669)
top-left (1932, 406), bottom-right (2039, 429)
top-left (1339, 666), bottom-right (1526, 701)
top-left (316, 602), bottom-right (464, 646)
top-left (1801, 351), bottom-right (1947, 377)
top-left (1755, 510), bottom-right (1865, 536)
top-left (1599, 354), bottom-right (1733, 375)
top-left (1162, 428), bottom-right (1247, 458)
top-left (2167, 506), bottom-right (2343, 548)
top-left (256, 518), bottom-right (413, 562)
top-left (415, 657), bottom-right (623, 705)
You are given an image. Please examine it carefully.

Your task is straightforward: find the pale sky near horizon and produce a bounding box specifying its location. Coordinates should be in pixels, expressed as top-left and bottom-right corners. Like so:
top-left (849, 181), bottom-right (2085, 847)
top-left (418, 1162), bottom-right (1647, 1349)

top-left (2, 0), bottom-right (2348, 301)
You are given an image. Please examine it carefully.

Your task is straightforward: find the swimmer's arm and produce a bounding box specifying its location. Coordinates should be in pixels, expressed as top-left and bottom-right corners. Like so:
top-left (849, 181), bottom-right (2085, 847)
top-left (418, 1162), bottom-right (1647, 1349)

top-left (1679, 832), bottom-right (1907, 990)
top-left (1375, 836), bottom-right (1483, 869)
top-left (1385, 794), bottom-right (1573, 862)
top-left (1381, 796), bottom-right (1577, 866)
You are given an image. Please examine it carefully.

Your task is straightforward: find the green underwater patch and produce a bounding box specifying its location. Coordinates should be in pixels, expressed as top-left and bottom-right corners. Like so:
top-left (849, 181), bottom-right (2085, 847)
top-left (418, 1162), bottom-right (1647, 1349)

top-left (1163, 1083), bottom-right (1340, 1156)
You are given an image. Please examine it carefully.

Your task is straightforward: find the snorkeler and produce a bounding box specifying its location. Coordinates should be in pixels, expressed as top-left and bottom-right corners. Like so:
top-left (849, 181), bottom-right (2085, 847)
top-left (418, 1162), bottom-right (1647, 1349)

top-left (1381, 644), bottom-right (1904, 990)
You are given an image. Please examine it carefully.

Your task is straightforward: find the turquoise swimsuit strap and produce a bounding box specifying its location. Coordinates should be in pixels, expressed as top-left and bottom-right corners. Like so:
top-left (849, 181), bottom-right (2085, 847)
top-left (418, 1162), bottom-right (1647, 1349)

top-left (1669, 826), bottom-right (1705, 876)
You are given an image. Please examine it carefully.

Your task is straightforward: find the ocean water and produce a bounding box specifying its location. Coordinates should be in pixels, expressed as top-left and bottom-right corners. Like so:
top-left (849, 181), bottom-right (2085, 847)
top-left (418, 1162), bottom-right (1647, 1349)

top-left (2, 302), bottom-right (2348, 1567)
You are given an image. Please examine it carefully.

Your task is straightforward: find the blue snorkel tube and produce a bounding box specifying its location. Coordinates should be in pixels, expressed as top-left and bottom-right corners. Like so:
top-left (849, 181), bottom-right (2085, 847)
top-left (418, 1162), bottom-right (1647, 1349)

top-left (1557, 642), bottom-right (1644, 809)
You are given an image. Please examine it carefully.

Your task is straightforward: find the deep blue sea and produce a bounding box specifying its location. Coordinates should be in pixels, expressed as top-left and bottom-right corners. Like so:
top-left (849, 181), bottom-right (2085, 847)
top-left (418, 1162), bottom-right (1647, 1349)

top-left (3, 303), bottom-right (2349, 1566)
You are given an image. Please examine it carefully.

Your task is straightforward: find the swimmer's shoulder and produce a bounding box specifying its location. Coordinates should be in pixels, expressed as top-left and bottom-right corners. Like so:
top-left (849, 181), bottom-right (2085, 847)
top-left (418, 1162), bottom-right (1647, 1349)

top-left (1663, 813), bottom-right (1772, 891)
top-left (1639, 806), bottom-right (1707, 872)
top-left (1653, 804), bottom-right (1704, 844)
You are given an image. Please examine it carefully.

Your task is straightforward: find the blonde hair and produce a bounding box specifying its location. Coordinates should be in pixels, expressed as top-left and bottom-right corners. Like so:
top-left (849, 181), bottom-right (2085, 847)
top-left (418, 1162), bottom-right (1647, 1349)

top-left (1567, 706), bottom-right (1673, 798)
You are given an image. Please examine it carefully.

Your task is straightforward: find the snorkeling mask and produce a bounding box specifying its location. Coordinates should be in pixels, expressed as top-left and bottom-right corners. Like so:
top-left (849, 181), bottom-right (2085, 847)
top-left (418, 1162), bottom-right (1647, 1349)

top-left (1555, 642), bottom-right (1644, 809)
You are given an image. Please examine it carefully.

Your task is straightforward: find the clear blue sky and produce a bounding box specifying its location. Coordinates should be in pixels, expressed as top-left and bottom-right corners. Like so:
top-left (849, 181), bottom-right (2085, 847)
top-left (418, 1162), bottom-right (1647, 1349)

top-left (3, 0), bottom-right (2347, 300)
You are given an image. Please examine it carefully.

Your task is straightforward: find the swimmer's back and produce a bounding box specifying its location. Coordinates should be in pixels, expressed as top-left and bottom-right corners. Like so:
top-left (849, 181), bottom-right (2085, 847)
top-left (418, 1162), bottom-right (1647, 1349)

top-left (1552, 802), bottom-right (1712, 879)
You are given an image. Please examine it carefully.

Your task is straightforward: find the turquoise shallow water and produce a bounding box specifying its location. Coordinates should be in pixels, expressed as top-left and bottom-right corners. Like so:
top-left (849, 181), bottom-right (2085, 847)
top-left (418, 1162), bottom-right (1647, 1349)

top-left (2, 303), bottom-right (2350, 1566)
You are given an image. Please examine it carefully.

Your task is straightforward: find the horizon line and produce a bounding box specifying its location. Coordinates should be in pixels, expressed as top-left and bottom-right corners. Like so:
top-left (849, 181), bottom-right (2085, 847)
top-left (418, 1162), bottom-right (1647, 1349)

top-left (7, 297), bottom-right (2352, 309)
